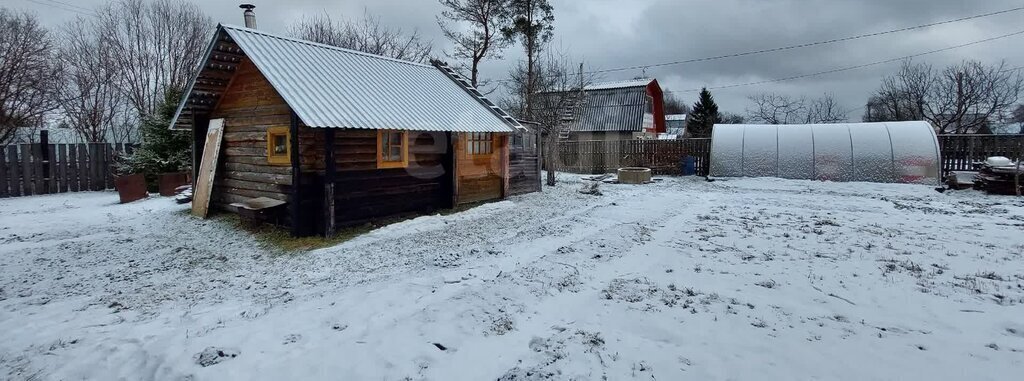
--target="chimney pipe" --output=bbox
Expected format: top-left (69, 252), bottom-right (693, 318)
top-left (240, 4), bottom-right (256, 29)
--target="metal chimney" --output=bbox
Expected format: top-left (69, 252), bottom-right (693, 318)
top-left (240, 4), bottom-right (256, 29)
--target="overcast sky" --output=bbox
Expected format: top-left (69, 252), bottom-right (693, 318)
top-left (13, 0), bottom-right (1024, 119)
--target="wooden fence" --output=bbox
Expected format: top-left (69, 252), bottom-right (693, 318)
top-left (555, 139), bottom-right (712, 176)
top-left (0, 143), bottom-right (133, 198)
top-left (938, 134), bottom-right (1023, 173)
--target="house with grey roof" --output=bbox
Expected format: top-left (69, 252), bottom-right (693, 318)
top-left (170, 23), bottom-right (537, 236)
top-left (541, 78), bottom-right (666, 141)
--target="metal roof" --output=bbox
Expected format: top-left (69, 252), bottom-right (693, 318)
top-left (539, 85), bottom-right (651, 132)
top-left (170, 24), bottom-right (518, 133)
top-left (584, 79), bottom-right (654, 91)
top-left (665, 114), bottom-right (687, 121)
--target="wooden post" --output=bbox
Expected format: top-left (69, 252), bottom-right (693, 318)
top-left (535, 128), bottom-right (543, 192)
top-left (47, 142), bottom-right (57, 193)
top-left (40, 130), bottom-right (50, 193)
top-left (20, 144), bottom-right (33, 195)
top-left (0, 145), bottom-right (8, 198)
top-left (68, 144), bottom-right (79, 192)
top-left (289, 110), bottom-right (302, 237)
top-left (450, 132), bottom-right (460, 207)
top-left (501, 134), bottom-right (510, 198)
top-left (76, 143), bottom-right (88, 191)
top-left (58, 144), bottom-right (68, 193)
top-left (440, 131), bottom-right (456, 207)
top-left (103, 144), bottom-right (113, 189)
top-left (90, 143), bottom-right (102, 191)
top-left (31, 143), bottom-right (44, 194)
top-left (323, 128), bottom-right (336, 236)
top-left (7, 146), bottom-right (21, 196)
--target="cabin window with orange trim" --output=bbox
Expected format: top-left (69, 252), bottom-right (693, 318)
top-left (377, 130), bottom-right (408, 169)
top-left (466, 132), bottom-right (493, 156)
top-left (266, 126), bottom-right (290, 165)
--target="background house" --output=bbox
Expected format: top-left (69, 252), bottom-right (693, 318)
top-left (545, 78), bottom-right (666, 141)
top-left (663, 114), bottom-right (687, 139)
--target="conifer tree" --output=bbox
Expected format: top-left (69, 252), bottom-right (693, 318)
top-left (687, 87), bottom-right (721, 138)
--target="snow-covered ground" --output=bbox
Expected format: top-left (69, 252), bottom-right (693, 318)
top-left (2, 175), bottom-right (1023, 380)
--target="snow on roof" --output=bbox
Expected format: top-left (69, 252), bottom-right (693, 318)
top-left (666, 114), bottom-right (687, 121)
top-left (584, 78), bottom-right (653, 91)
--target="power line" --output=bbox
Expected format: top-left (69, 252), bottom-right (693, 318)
top-left (589, 5), bottom-right (1019, 75)
top-left (24, 0), bottom-right (98, 17)
top-left (494, 5), bottom-right (1024, 84)
top-left (670, 29), bottom-right (1024, 93)
top-left (40, 0), bottom-right (95, 14)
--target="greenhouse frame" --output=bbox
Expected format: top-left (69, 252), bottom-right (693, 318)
top-left (709, 121), bottom-right (941, 184)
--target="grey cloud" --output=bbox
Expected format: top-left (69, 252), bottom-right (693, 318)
top-left (13, 0), bottom-right (1023, 116)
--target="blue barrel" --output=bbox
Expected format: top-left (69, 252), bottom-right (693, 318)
top-left (682, 156), bottom-right (696, 176)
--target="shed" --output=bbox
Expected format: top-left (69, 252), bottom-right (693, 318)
top-left (170, 24), bottom-right (538, 236)
top-left (709, 121), bottom-right (941, 184)
top-left (542, 79), bottom-right (666, 141)
top-left (664, 114), bottom-right (687, 139)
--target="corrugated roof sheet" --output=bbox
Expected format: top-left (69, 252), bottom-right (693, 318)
top-left (173, 25), bottom-right (516, 133)
top-left (541, 85), bottom-right (650, 132)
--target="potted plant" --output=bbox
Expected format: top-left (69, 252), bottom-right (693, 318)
top-left (123, 88), bottom-right (193, 197)
top-left (113, 174), bottom-right (148, 203)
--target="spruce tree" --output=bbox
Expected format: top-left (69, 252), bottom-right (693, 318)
top-left (120, 89), bottom-right (191, 179)
top-left (687, 87), bottom-right (721, 138)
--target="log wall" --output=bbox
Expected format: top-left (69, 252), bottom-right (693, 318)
top-left (208, 59), bottom-right (293, 211)
top-left (300, 128), bottom-right (451, 225)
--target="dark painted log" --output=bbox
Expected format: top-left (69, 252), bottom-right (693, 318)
top-left (324, 128), bottom-right (336, 236)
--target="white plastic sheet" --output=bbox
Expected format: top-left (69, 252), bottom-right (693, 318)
top-left (710, 122), bottom-right (940, 184)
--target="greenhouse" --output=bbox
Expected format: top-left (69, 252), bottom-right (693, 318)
top-left (709, 121), bottom-right (941, 184)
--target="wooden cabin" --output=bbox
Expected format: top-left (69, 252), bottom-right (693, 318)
top-left (170, 24), bottom-right (538, 236)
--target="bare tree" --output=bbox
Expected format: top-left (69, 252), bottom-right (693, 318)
top-left (867, 60), bottom-right (1022, 133)
top-left (806, 94), bottom-right (847, 124)
top-left (747, 94), bottom-right (805, 125)
top-left (662, 90), bottom-right (690, 115)
top-left (436, 0), bottom-right (510, 88)
top-left (747, 93), bottom-right (847, 124)
top-left (58, 17), bottom-right (132, 143)
top-left (290, 11), bottom-right (433, 63)
top-left (97, 0), bottom-right (212, 117)
top-left (719, 112), bottom-right (746, 124)
top-left (506, 51), bottom-right (592, 186)
top-left (0, 9), bottom-right (60, 144)
top-left (927, 61), bottom-right (1022, 133)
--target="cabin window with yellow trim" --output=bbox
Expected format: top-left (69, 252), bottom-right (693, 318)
top-left (266, 126), bottom-right (290, 165)
top-left (377, 130), bottom-right (408, 169)
top-left (466, 132), bottom-right (493, 156)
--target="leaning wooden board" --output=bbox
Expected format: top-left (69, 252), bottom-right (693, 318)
top-left (192, 119), bottom-right (225, 218)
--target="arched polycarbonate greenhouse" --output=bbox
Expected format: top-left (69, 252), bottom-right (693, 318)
top-left (709, 121), bottom-right (941, 184)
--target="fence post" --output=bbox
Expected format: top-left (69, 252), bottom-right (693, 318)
top-left (0, 146), bottom-right (7, 198)
top-left (7, 147), bottom-right (20, 196)
top-left (47, 144), bottom-right (57, 194)
top-left (58, 145), bottom-right (68, 193)
top-left (68, 144), bottom-right (79, 192)
top-left (103, 144), bottom-right (114, 189)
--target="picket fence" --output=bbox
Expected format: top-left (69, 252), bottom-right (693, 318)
top-left (0, 143), bottom-right (134, 198)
